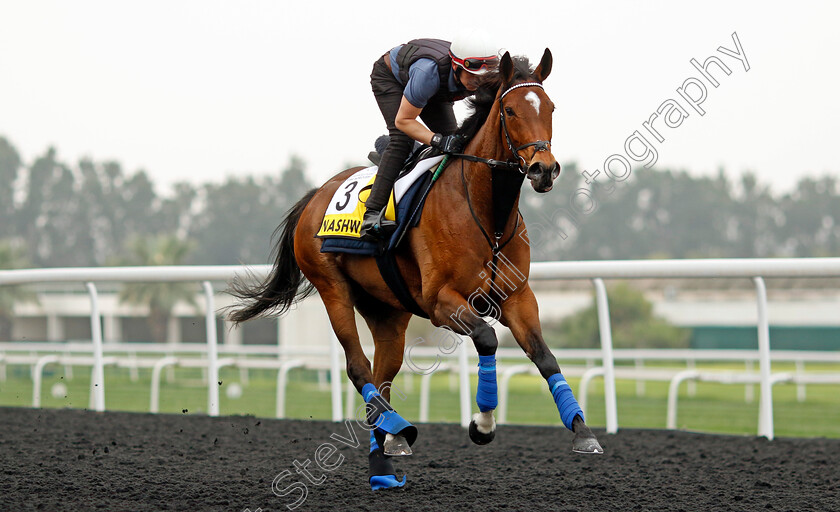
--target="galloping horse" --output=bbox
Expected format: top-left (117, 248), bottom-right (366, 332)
top-left (230, 49), bottom-right (602, 489)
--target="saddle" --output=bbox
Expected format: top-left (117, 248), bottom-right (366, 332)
top-left (316, 138), bottom-right (442, 245)
top-left (317, 139), bottom-right (448, 317)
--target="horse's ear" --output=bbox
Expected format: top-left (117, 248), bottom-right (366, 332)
top-left (535, 48), bottom-right (552, 82)
top-left (499, 51), bottom-right (514, 84)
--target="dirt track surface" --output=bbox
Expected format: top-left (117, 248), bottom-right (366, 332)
top-left (1, 408), bottom-right (839, 511)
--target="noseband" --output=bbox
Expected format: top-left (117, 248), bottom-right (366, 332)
top-left (499, 82), bottom-right (552, 174)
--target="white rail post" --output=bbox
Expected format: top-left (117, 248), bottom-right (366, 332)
top-left (579, 366), bottom-right (606, 420)
top-left (754, 277), bottom-right (774, 440)
top-left (635, 358), bottom-right (645, 396)
top-left (150, 356), bottom-right (179, 413)
top-left (592, 278), bottom-right (618, 434)
top-left (202, 281), bottom-right (220, 416)
top-left (686, 359), bottom-right (697, 396)
top-left (458, 336), bottom-right (471, 428)
top-left (498, 364), bottom-right (533, 425)
top-left (32, 355), bottom-right (59, 407)
top-left (276, 360), bottom-right (304, 419)
top-left (128, 351), bottom-right (139, 382)
top-left (419, 365), bottom-right (443, 423)
top-left (85, 283), bottom-right (106, 412)
top-left (667, 370), bottom-right (700, 429)
top-left (795, 360), bottom-right (806, 402)
top-left (330, 332), bottom-right (343, 422)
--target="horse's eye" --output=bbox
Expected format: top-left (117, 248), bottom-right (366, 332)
top-left (505, 107), bottom-right (515, 116)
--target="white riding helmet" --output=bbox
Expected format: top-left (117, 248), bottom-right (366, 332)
top-left (449, 29), bottom-right (500, 75)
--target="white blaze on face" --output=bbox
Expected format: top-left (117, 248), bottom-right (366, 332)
top-left (525, 91), bottom-right (541, 115)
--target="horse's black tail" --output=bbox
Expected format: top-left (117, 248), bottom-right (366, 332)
top-left (227, 188), bottom-right (318, 324)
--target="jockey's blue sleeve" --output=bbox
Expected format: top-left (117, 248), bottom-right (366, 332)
top-left (403, 59), bottom-right (441, 109)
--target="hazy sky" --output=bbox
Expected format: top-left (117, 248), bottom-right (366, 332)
top-left (1, 1), bottom-right (838, 196)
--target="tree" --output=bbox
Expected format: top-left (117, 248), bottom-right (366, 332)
top-left (190, 155), bottom-right (314, 265)
top-left (17, 148), bottom-right (97, 266)
top-left (276, 155), bottom-right (313, 206)
top-left (0, 242), bottom-right (39, 340)
top-left (0, 137), bottom-right (22, 239)
top-left (116, 234), bottom-right (198, 343)
top-left (542, 282), bottom-right (689, 349)
top-left (157, 182), bottom-right (198, 239)
top-left (778, 176), bottom-right (840, 257)
top-left (518, 161), bottom-right (582, 261)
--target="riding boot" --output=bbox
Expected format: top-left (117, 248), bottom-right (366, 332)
top-left (359, 165), bottom-right (399, 242)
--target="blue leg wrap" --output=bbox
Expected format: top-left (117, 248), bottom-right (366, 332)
top-left (362, 383), bottom-right (379, 402)
top-left (361, 383), bottom-right (417, 446)
top-left (547, 373), bottom-right (583, 431)
top-left (476, 354), bottom-right (498, 412)
top-left (370, 474), bottom-right (407, 491)
top-left (368, 430), bottom-right (407, 491)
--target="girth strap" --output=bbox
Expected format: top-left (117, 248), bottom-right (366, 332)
top-left (375, 250), bottom-right (429, 319)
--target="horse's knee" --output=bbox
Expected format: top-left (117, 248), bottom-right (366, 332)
top-left (528, 342), bottom-right (560, 378)
top-left (470, 322), bottom-right (498, 356)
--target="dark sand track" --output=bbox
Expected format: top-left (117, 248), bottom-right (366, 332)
top-left (1, 407), bottom-right (838, 511)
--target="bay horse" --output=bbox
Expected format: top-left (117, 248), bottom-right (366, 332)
top-left (229, 49), bottom-right (603, 490)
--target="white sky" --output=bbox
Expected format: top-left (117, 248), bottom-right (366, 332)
top-left (1, 1), bottom-right (838, 196)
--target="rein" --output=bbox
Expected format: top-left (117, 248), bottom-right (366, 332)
top-left (460, 159), bottom-right (522, 289)
top-left (449, 81), bottom-right (550, 290)
top-left (459, 159), bottom-right (522, 253)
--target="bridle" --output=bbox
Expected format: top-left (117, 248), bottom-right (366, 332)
top-left (454, 81), bottom-right (552, 176)
top-left (499, 82), bottom-right (551, 173)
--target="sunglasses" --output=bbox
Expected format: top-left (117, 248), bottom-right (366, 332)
top-left (451, 54), bottom-right (499, 72)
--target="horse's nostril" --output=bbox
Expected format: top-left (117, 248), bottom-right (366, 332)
top-left (528, 163), bottom-right (544, 177)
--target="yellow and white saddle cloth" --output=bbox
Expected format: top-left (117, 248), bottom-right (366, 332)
top-left (316, 156), bottom-right (444, 239)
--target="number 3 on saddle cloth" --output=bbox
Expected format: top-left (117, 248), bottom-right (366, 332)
top-left (317, 153), bottom-right (444, 256)
top-left (317, 153), bottom-right (444, 318)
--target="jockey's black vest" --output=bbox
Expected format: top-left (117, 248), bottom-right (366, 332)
top-left (396, 38), bottom-right (465, 102)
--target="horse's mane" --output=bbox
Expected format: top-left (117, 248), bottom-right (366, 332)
top-left (455, 56), bottom-right (535, 142)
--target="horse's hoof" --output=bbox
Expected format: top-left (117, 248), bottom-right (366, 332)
top-left (572, 435), bottom-right (604, 454)
top-left (468, 419), bottom-right (496, 445)
top-left (383, 433), bottom-right (412, 456)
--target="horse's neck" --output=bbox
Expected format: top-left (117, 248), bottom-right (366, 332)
top-left (470, 101), bottom-right (509, 166)
top-left (458, 103), bottom-right (522, 239)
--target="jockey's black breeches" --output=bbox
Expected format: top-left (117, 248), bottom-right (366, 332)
top-left (367, 56), bottom-right (457, 210)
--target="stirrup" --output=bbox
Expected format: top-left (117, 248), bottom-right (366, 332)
top-left (360, 208), bottom-right (395, 242)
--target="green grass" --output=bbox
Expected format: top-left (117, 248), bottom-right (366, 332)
top-left (1, 361), bottom-right (839, 438)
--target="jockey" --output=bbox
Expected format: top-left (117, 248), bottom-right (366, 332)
top-left (359, 31), bottom-right (500, 241)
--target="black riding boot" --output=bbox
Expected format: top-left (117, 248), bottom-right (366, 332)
top-left (359, 164), bottom-right (401, 242)
top-left (359, 206), bottom-right (395, 242)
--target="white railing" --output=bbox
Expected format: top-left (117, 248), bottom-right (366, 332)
top-left (4, 340), bottom-right (839, 428)
top-left (532, 257), bottom-right (840, 439)
top-left (0, 266), bottom-right (252, 416)
top-left (3, 258), bottom-right (840, 439)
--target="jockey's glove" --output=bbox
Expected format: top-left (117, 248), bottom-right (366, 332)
top-left (430, 133), bottom-right (466, 154)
